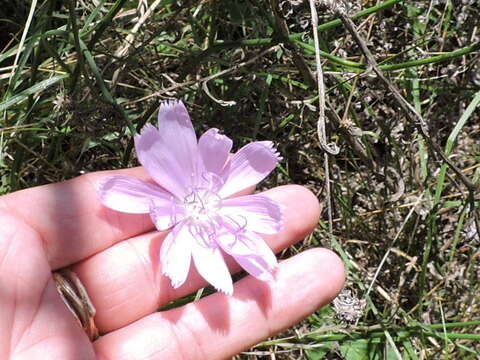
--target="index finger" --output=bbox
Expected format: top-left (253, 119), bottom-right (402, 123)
top-left (0, 168), bottom-right (155, 269)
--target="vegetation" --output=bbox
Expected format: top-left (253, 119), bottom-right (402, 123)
top-left (1, 0), bottom-right (479, 358)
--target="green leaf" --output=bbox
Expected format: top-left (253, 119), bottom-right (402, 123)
top-left (306, 342), bottom-right (336, 360)
top-left (340, 339), bottom-right (381, 360)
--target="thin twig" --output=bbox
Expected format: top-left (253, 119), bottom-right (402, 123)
top-left (111, 0), bottom-right (163, 90)
top-left (129, 46), bottom-right (280, 104)
top-left (335, 9), bottom-right (477, 193)
top-left (269, 0), bottom-right (316, 87)
top-left (309, 0), bottom-right (339, 156)
top-left (202, 81), bottom-right (236, 107)
top-left (325, 99), bottom-right (377, 173)
top-left (6, 0), bottom-right (37, 88)
top-left (309, 0), bottom-right (339, 237)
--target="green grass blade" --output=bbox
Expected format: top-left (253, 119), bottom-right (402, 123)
top-left (0, 74), bottom-right (68, 112)
top-left (434, 90), bottom-right (480, 202)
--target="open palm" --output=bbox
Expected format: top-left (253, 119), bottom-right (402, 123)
top-left (0, 168), bottom-right (344, 360)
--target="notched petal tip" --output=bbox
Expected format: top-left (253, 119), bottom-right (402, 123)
top-left (134, 123), bottom-right (160, 150)
top-left (205, 128), bottom-right (224, 139)
top-left (215, 283), bottom-right (234, 296)
top-left (137, 122), bottom-right (158, 136)
top-left (258, 141), bottom-right (283, 161)
top-left (218, 141), bottom-right (282, 197)
top-left (157, 100), bottom-right (192, 129)
top-left (159, 99), bottom-right (185, 111)
top-left (162, 267), bottom-right (187, 289)
top-left (198, 127), bottom-right (233, 175)
top-left (165, 273), bottom-right (185, 289)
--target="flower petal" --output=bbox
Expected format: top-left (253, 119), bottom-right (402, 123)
top-left (160, 223), bottom-right (192, 289)
top-left (134, 124), bottom-right (188, 198)
top-left (216, 229), bottom-right (277, 281)
top-left (157, 100), bottom-right (200, 177)
top-left (149, 200), bottom-right (184, 231)
top-left (236, 255), bottom-right (275, 281)
top-left (198, 128), bottom-right (233, 174)
top-left (97, 175), bottom-right (173, 214)
top-left (135, 101), bottom-right (202, 198)
top-left (220, 194), bottom-right (283, 234)
top-left (190, 228), bottom-right (233, 294)
top-left (218, 141), bottom-right (281, 198)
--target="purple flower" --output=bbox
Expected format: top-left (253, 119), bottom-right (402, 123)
top-left (98, 101), bottom-right (283, 295)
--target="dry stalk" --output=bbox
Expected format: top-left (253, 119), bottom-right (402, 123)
top-left (330, 7), bottom-right (477, 194)
top-left (332, 5), bottom-right (480, 240)
top-left (111, 0), bottom-right (163, 90)
top-left (130, 46), bottom-right (280, 104)
top-left (269, 0), bottom-right (316, 86)
top-left (308, 0), bottom-right (340, 237)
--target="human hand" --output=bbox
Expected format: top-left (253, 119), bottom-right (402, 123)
top-left (0, 168), bottom-right (345, 360)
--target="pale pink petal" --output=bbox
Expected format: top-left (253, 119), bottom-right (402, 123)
top-left (219, 194), bottom-right (283, 234)
top-left (216, 229), bottom-right (277, 281)
top-left (190, 230), bottom-right (233, 294)
top-left (157, 100), bottom-right (205, 186)
top-left (218, 141), bottom-right (281, 198)
top-left (97, 175), bottom-right (173, 214)
top-left (135, 124), bottom-right (192, 198)
top-left (149, 200), bottom-right (185, 231)
top-left (198, 128), bottom-right (232, 174)
top-left (160, 223), bottom-right (192, 288)
top-left (236, 256), bottom-right (275, 281)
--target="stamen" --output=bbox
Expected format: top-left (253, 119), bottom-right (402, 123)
top-left (182, 182), bottom-right (222, 229)
top-left (224, 214), bottom-right (248, 234)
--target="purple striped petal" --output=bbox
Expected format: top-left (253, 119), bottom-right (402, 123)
top-left (218, 141), bottom-right (281, 198)
top-left (157, 101), bottom-right (202, 180)
top-left (198, 128), bottom-right (232, 174)
top-left (97, 175), bottom-right (173, 214)
top-left (220, 194), bottom-right (283, 234)
top-left (160, 222), bottom-right (192, 288)
top-left (149, 200), bottom-right (184, 231)
top-left (135, 101), bottom-right (203, 198)
top-left (190, 228), bottom-right (233, 294)
top-left (135, 124), bottom-right (189, 198)
top-left (216, 229), bottom-right (277, 281)
top-left (236, 255), bottom-right (275, 281)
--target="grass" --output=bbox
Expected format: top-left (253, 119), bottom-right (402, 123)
top-left (1, 0), bottom-right (479, 358)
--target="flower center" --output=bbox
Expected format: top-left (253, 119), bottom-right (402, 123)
top-left (183, 188), bottom-right (222, 225)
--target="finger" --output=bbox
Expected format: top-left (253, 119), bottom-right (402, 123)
top-left (0, 211), bottom-right (95, 360)
top-left (0, 168), bottom-right (255, 270)
top-left (73, 185), bottom-right (321, 333)
top-left (0, 168), bottom-right (153, 269)
top-left (93, 248), bottom-right (345, 360)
